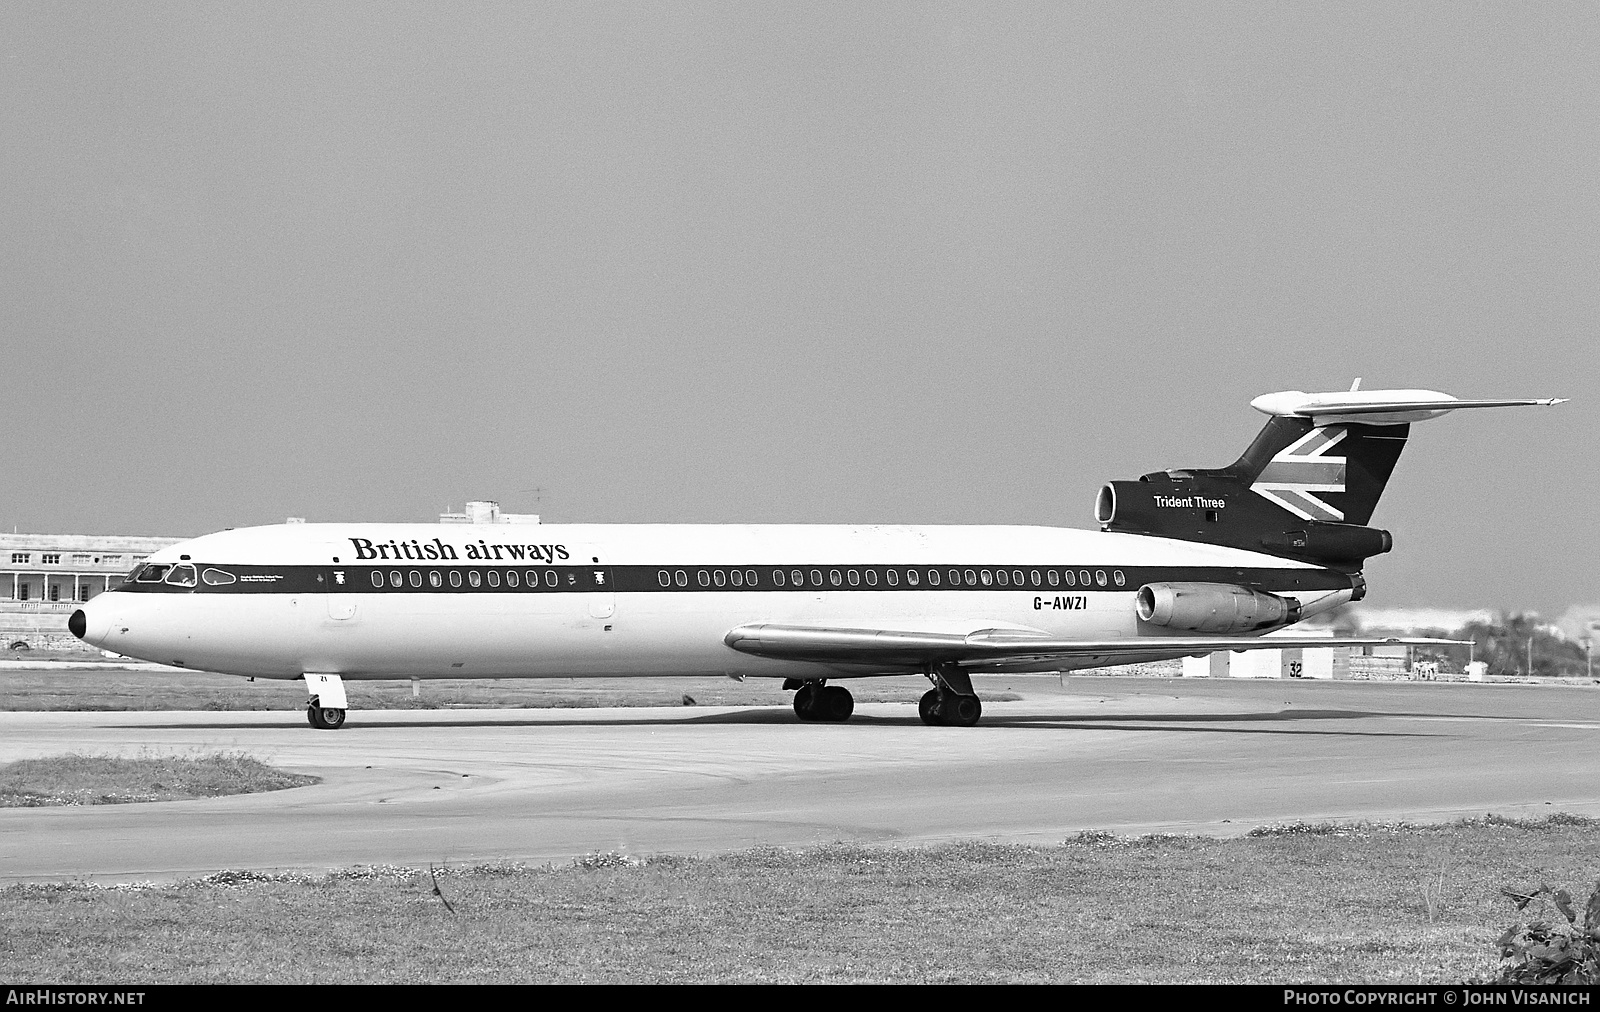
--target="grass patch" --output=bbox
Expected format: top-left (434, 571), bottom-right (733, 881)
top-left (0, 751), bottom-right (319, 807)
top-left (2, 815), bottom-right (1597, 983)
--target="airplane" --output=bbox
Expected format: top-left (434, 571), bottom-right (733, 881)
top-left (69, 384), bottom-right (1564, 729)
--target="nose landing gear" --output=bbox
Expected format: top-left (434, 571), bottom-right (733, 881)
top-left (303, 673), bottom-right (349, 731)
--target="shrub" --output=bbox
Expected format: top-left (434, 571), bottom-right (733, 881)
top-left (1495, 881), bottom-right (1600, 983)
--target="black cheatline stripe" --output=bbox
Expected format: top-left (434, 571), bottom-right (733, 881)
top-left (110, 563), bottom-right (1352, 595)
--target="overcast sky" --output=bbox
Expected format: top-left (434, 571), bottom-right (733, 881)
top-left (2, 3), bottom-right (1594, 616)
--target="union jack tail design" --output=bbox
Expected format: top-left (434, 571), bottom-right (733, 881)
top-left (1250, 426), bottom-right (1349, 521)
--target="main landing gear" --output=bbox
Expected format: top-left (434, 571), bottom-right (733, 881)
top-left (786, 679), bottom-right (855, 722)
top-left (304, 672), bottom-right (348, 730)
top-left (919, 663), bottom-right (983, 727)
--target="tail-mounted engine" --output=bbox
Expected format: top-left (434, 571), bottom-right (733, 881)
top-left (1135, 582), bottom-right (1301, 634)
top-left (1097, 477), bottom-right (1392, 569)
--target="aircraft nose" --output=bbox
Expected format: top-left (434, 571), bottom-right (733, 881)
top-left (69, 599), bottom-right (117, 648)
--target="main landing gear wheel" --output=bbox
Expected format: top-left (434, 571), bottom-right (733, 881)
top-left (921, 663), bottom-right (984, 727)
top-left (817, 685), bottom-right (853, 722)
top-left (793, 683), bottom-right (854, 723)
top-left (307, 705), bottom-right (346, 730)
top-left (941, 693), bottom-right (982, 727)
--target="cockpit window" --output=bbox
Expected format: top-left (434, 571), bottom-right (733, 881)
top-left (135, 564), bottom-right (170, 583)
top-left (164, 564), bottom-right (198, 587)
top-left (202, 568), bottom-right (237, 586)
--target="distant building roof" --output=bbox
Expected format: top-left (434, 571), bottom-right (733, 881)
top-left (439, 501), bottom-right (540, 525)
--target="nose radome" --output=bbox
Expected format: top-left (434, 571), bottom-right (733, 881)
top-left (69, 609), bottom-right (87, 639)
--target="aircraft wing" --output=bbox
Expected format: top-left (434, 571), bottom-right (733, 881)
top-left (723, 623), bottom-right (1465, 668)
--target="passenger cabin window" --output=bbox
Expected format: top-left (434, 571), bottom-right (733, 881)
top-left (430, 571), bottom-right (443, 588)
top-left (847, 570), bottom-right (859, 587)
top-left (487, 570), bottom-right (500, 588)
top-left (546, 570), bottom-right (559, 588)
top-left (450, 571), bottom-right (463, 588)
top-left (772, 570), bottom-right (785, 587)
top-left (468, 571), bottom-right (481, 588)
top-left (371, 571), bottom-right (385, 588)
top-left (865, 569), bottom-right (878, 587)
top-left (506, 570), bottom-right (519, 588)
top-left (659, 570), bottom-right (671, 587)
top-left (1046, 570), bottom-right (1057, 586)
top-left (729, 569), bottom-right (742, 587)
top-left (745, 569), bottom-right (757, 587)
top-left (390, 570), bottom-right (403, 587)
top-left (409, 571), bottom-right (422, 588)
top-left (887, 570), bottom-right (900, 587)
top-left (713, 570), bottom-right (725, 588)
top-left (164, 564), bottom-right (197, 587)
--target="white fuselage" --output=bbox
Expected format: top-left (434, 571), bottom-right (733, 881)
top-left (73, 522), bottom-right (1353, 681)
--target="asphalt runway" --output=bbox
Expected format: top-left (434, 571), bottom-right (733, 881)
top-left (2, 676), bottom-right (1598, 883)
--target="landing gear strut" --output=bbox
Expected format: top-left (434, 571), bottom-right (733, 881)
top-left (919, 663), bottom-right (982, 727)
top-left (788, 680), bottom-right (854, 723)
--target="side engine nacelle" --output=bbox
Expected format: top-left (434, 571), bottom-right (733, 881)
top-left (1135, 582), bottom-right (1301, 634)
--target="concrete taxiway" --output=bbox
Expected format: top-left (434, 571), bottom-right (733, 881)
top-left (1, 676), bottom-right (1597, 883)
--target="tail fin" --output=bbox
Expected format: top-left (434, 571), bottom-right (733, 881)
top-left (1095, 386), bottom-right (1565, 569)
top-left (1209, 416), bottom-right (1408, 526)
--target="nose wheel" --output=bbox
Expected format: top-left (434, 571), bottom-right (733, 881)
top-left (307, 705), bottom-right (346, 730)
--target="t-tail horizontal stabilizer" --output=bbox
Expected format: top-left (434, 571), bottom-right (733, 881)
top-left (1250, 388), bottom-right (1567, 426)
top-left (1096, 385), bottom-right (1565, 569)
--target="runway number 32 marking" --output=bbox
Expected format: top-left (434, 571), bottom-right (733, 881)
top-left (1035, 596), bottom-right (1088, 611)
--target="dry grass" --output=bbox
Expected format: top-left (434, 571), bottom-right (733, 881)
top-left (0, 751), bottom-right (319, 807)
top-left (2, 816), bottom-right (1595, 983)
